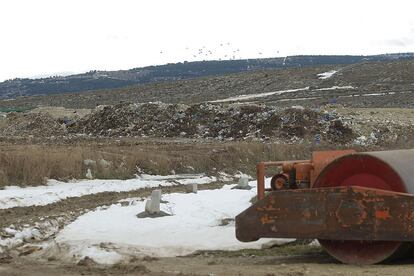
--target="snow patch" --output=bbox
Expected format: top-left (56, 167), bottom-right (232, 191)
top-left (362, 92), bottom-right (396, 97)
top-left (210, 87), bottom-right (310, 103)
top-left (209, 85), bottom-right (355, 103)
top-left (317, 70), bottom-right (337, 79)
top-left (0, 174), bottom-right (217, 209)
top-left (0, 218), bottom-right (64, 253)
top-left (315, 85), bottom-right (354, 91)
top-left (54, 181), bottom-right (287, 264)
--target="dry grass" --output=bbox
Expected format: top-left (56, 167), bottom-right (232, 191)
top-left (0, 141), bottom-right (314, 187)
top-left (0, 140), bottom-right (379, 187)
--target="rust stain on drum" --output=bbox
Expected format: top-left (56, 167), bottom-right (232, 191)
top-left (335, 199), bottom-right (367, 227)
top-left (375, 209), bottom-right (391, 220)
top-left (260, 214), bottom-right (275, 225)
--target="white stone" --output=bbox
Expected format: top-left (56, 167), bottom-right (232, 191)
top-left (83, 159), bottom-right (96, 166)
top-left (145, 190), bottom-right (161, 214)
top-left (238, 176), bottom-right (249, 187)
top-left (232, 176), bottom-right (252, 190)
top-left (85, 169), bottom-right (93, 179)
top-left (185, 184), bottom-right (198, 194)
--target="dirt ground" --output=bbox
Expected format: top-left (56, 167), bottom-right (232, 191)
top-left (2, 249), bottom-right (414, 275)
top-left (29, 106), bottom-right (92, 119)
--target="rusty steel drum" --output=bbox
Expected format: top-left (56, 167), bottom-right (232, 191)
top-left (313, 149), bottom-right (414, 264)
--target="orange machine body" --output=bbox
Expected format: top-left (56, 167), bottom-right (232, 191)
top-left (238, 149), bottom-right (414, 265)
top-left (257, 149), bottom-right (355, 200)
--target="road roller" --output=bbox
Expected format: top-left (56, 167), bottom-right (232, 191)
top-left (235, 149), bottom-right (414, 264)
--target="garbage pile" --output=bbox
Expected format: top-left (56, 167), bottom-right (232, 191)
top-left (0, 112), bottom-right (66, 137)
top-left (69, 102), bottom-right (355, 143)
top-left (2, 102), bottom-right (411, 147)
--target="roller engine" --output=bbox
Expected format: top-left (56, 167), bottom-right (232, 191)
top-left (236, 149), bottom-right (414, 264)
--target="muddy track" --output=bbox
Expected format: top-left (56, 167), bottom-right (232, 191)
top-left (3, 250), bottom-right (414, 275)
top-left (0, 182), bottom-right (225, 230)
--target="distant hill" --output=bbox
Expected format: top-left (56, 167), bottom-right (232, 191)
top-left (1, 58), bottom-right (414, 110)
top-left (1, 53), bottom-right (414, 99)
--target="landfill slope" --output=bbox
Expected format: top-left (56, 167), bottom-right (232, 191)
top-left (1, 59), bottom-right (413, 109)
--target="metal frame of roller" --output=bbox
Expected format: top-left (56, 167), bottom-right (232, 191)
top-left (235, 149), bottom-right (414, 265)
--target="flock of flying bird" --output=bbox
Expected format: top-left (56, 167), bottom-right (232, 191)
top-left (159, 42), bottom-right (280, 61)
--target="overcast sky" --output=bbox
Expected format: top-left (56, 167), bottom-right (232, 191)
top-left (0, 0), bottom-right (413, 81)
